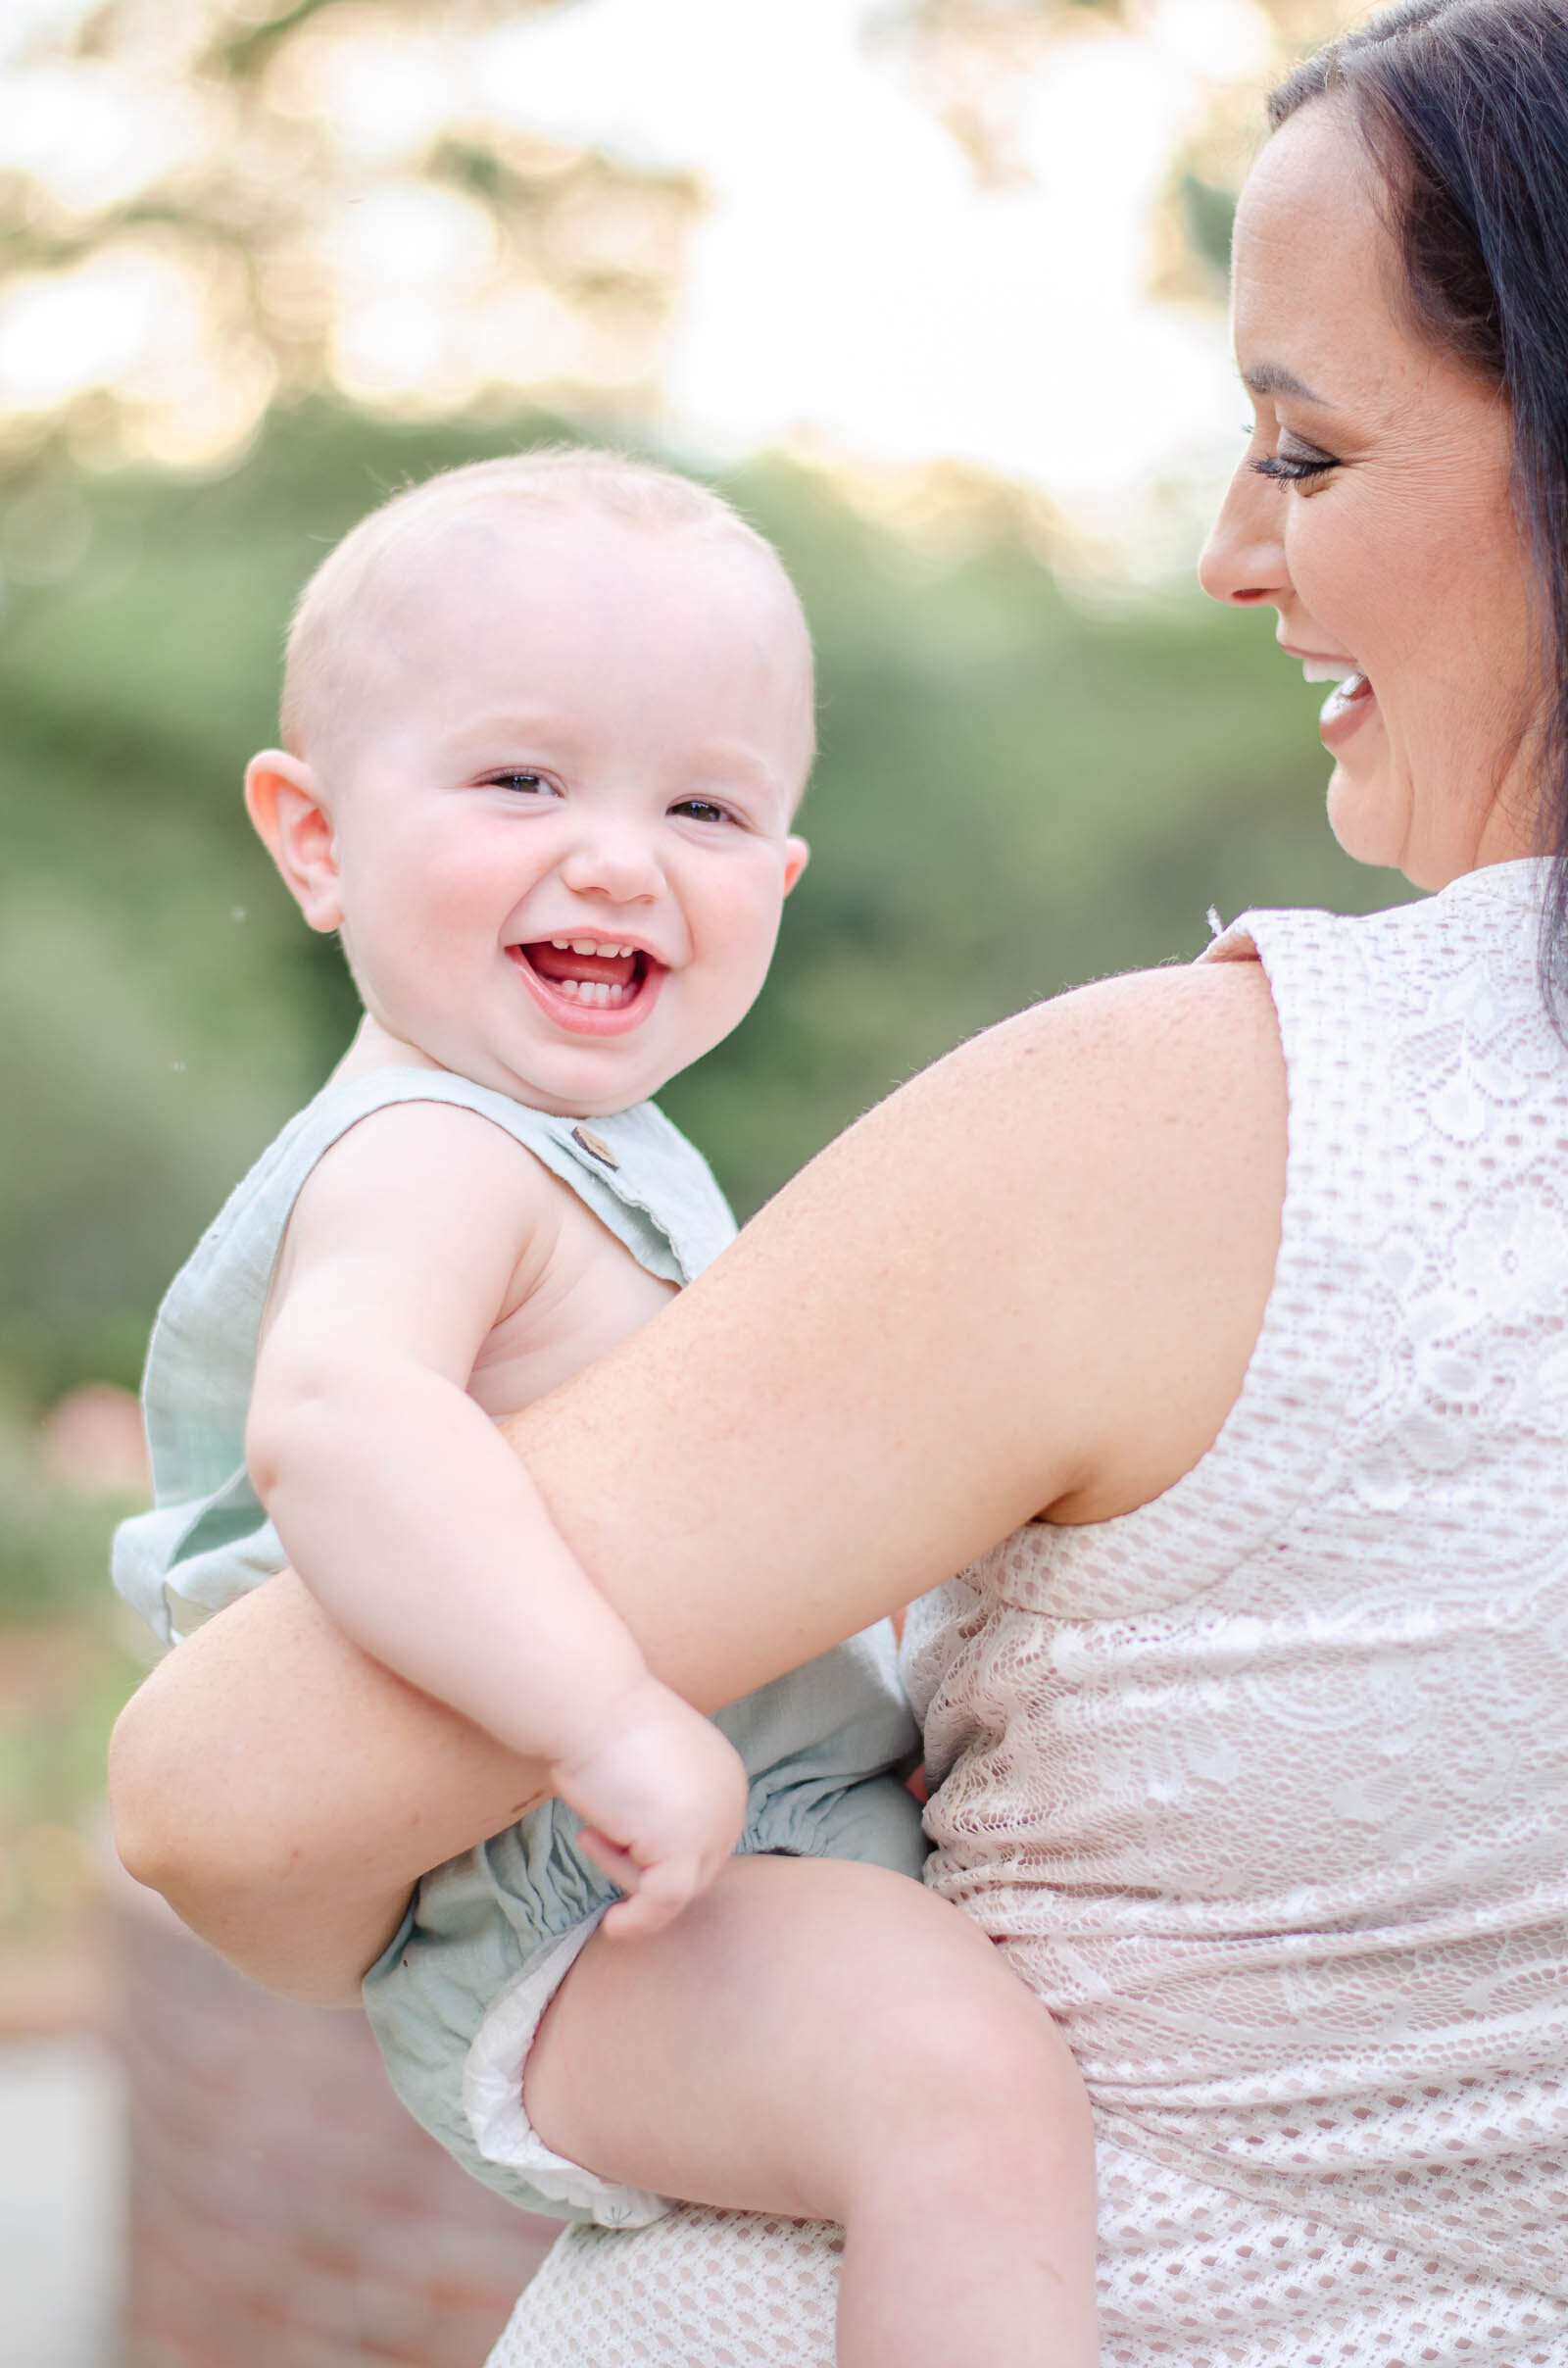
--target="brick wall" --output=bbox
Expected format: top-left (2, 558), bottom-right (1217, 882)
top-left (114, 1885), bottom-right (558, 2368)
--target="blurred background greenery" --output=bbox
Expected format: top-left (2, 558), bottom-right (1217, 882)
top-left (0, 0), bottom-right (1382, 1949)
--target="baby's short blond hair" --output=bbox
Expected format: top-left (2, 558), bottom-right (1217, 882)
top-left (279, 446), bottom-right (813, 766)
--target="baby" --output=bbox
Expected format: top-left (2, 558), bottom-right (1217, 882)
top-left (114, 451), bottom-right (1097, 2367)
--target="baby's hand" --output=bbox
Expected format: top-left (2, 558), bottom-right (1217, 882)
top-left (551, 1676), bottom-right (749, 1940)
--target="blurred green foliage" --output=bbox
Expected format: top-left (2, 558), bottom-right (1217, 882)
top-left (0, 399), bottom-right (1413, 1419)
top-left (0, 1598), bottom-right (140, 1933)
top-left (0, 1403), bottom-right (142, 1918)
top-left (0, 1406), bottom-right (135, 1623)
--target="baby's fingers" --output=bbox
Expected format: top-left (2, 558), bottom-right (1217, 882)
top-left (576, 1831), bottom-right (698, 1937)
top-left (577, 1827), bottom-right (643, 1895)
top-left (600, 1892), bottom-right (683, 1941)
top-left (599, 1850), bottom-right (706, 1942)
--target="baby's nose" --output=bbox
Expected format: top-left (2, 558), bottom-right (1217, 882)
top-left (558, 819), bottom-right (665, 902)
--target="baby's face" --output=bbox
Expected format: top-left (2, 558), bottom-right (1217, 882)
top-left (318, 510), bottom-right (811, 1116)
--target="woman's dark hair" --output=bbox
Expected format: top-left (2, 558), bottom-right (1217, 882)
top-left (1271, 0), bottom-right (1568, 1020)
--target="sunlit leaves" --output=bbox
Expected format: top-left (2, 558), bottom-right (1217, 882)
top-left (870, 0), bottom-right (1360, 294)
top-left (0, 0), bottom-right (704, 471)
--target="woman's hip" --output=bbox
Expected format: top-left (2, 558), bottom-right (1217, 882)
top-left (487, 2134), bottom-right (1568, 2368)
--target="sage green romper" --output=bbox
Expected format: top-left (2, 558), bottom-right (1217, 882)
top-left (113, 1065), bottom-right (927, 2226)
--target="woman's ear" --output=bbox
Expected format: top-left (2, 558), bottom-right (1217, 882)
top-left (244, 751), bottom-right (343, 932)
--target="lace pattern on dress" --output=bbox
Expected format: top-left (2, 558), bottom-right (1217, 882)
top-left (498, 866), bottom-right (1568, 2366)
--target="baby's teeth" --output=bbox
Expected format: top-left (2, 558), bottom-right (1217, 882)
top-left (543, 972), bottom-right (631, 1008)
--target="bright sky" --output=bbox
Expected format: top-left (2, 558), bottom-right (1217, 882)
top-left (477, 0), bottom-right (1268, 548)
top-left (0, 0), bottom-right (1290, 573)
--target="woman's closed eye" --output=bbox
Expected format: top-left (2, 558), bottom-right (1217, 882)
top-left (1250, 437), bottom-right (1341, 488)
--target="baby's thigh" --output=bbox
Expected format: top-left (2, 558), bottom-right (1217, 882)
top-left (489, 2205), bottom-right (841, 2368)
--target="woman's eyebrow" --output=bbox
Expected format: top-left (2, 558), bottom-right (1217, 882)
top-left (1243, 360), bottom-right (1335, 407)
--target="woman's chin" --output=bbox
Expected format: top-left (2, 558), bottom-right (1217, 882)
top-left (1325, 761), bottom-right (1416, 878)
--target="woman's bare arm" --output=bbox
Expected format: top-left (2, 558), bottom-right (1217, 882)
top-left (110, 1575), bottom-right (550, 2000)
top-left (110, 959), bottom-right (1287, 2001)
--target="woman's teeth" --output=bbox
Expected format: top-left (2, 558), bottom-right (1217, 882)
top-left (1320, 668), bottom-right (1371, 723)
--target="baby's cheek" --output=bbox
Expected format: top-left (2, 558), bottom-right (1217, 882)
top-left (411, 853), bottom-right (507, 937)
top-left (709, 895), bottom-right (787, 1021)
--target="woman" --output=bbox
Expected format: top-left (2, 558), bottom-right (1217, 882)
top-left (110, 3), bottom-right (1568, 2359)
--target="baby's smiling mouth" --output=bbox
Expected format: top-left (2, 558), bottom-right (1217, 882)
top-left (512, 938), bottom-right (651, 1011)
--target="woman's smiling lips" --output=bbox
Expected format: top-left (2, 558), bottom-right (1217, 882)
top-left (506, 937), bottom-right (667, 1037)
top-left (1317, 668), bottom-right (1375, 749)
top-left (1281, 644), bottom-right (1376, 751)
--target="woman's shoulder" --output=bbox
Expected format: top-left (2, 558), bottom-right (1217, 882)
top-left (1201, 859), bottom-right (1550, 1020)
top-left (788, 951), bottom-right (1289, 1531)
top-left (944, 944), bottom-right (1286, 1171)
top-left (1196, 862), bottom-right (1562, 1143)
top-left (896, 867), bottom-right (1543, 1530)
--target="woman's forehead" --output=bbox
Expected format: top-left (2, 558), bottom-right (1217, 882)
top-left (1231, 103), bottom-right (1404, 392)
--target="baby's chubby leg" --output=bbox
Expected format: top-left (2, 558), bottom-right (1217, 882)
top-left (524, 1854), bottom-right (1100, 2368)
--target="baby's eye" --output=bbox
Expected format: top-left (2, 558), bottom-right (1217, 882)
top-left (670, 796), bottom-right (734, 825)
top-left (485, 769), bottom-right (559, 797)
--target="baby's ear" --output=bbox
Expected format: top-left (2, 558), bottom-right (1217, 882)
top-left (244, 751), bottom-right (342, 932)
top-left (783, 835), bottom-right (810, 895)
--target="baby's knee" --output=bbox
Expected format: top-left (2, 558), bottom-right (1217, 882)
top-left (845, 1952), bottom-right (1086, 2184)
top-left (916, 1972), bottom-right (1074, 2094)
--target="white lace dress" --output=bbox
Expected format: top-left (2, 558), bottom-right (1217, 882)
top-left (492, 862), bottom-right (1568, 2368)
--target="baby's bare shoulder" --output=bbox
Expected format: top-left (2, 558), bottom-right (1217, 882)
top-left (278, 1098), bottom-right (671, 1406)
top-left (269, 1098), bottom-right (570, 1346)
top-left (297, 1096), bottom-right (561, 1238)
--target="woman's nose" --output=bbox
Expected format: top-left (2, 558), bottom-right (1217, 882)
top-left (558, 818), bottom-right (665, 904)
top-left (1198, 460), bottom-right (1290, 610)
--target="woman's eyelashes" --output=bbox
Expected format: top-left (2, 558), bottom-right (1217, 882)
top-left (1250, 441), bottom-right (1341, 487)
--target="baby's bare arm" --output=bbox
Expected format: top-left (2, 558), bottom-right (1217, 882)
top-left (246, 1101), bottom-right (745, 1929)
top-left (526, 1855), bottom-right (1100, 2368)
top-left (248, 1103), bottom-right (646, 1754)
